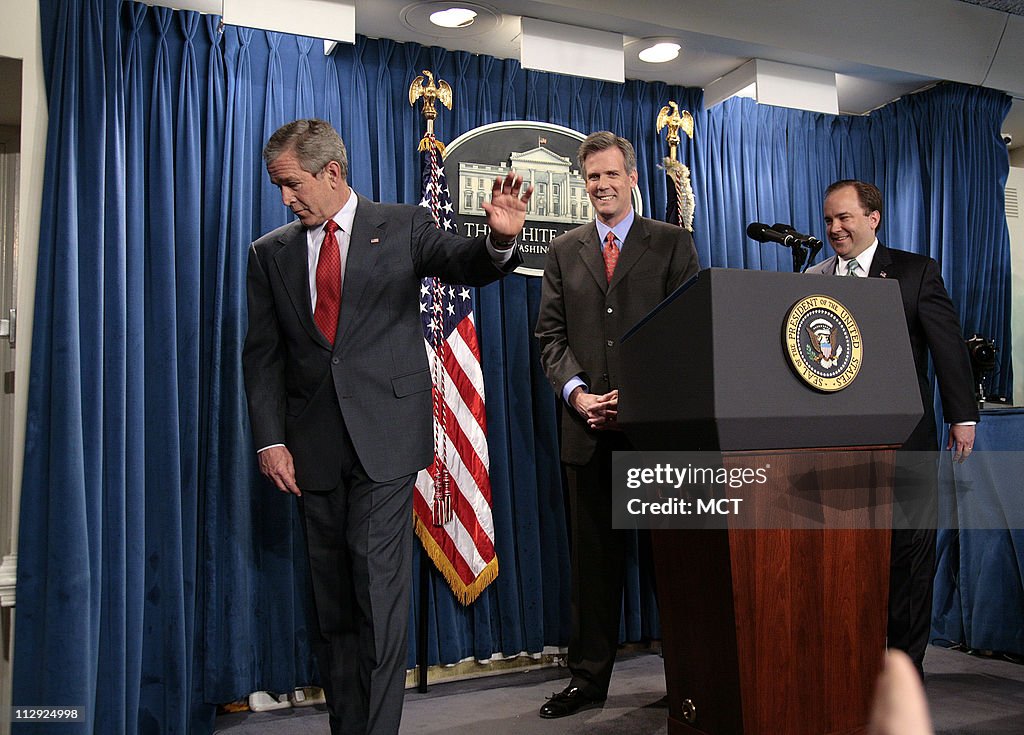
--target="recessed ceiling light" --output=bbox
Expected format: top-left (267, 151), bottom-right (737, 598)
top-left (401, 2), bottom-right (501, 38)
top-left (638, 41), bottom-right (681, 64)
top-left (429, 7), bottom-right (478, 28)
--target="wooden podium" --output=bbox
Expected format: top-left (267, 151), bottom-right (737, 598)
top-left (618, 269), bottom-right (924, 735)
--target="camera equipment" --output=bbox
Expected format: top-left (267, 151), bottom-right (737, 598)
top-left (965, 334), bottom-right (998, 404)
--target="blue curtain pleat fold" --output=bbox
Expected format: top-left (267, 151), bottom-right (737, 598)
top-left (372, 39), bottom-right (398, 198)
top-left (120, 6), bottom-right (149, 728)
top-left (394, 45), bottom-right (420, 206)
top-left (295, 37), bottom-right (314, 118)
top-left (344, 37), bottom-right (373, 196)
top-left (16, 3), bottom-right (1013, 731)
top-left (322, 54), bottom-right (343, 141)
top-left (475, 55), bottom-right (496, 127)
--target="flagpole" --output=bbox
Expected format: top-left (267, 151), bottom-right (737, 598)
top-left (408, 68), bottom-right (501, 691)
top-left (657, 100), bottom-right (696, 232)
top-left (410, 69), bottom-right (455, 694)
top-left (418, 551), bottom-right (429, 693)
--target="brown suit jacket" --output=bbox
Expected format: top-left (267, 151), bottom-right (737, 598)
top-left (535, 215), bottom-right (699, 465)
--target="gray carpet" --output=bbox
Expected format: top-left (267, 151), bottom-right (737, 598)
top-left (213, 645), bottom-right (1024, 734)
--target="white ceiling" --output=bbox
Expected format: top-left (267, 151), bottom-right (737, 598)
top-left (12, 1), bottom-right (1022, 148)
top-left (353, 0), bottom-right (1024, 149)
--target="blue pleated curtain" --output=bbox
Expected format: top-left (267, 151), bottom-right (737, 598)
top-left (14, 0), bottom-right (1012, 733)
top-left (692, 90), bottom-right (1013, 399)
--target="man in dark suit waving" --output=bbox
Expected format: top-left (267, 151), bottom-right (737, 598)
top-left (243, 119), bottom-right (531, 735)
top-left (807, 179), bottom-right (978, 676)
top-left (535, 131), bottom-right (699, 717)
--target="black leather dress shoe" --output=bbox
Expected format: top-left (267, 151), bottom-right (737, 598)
top-left (538, 685), bottom-right (606, 719)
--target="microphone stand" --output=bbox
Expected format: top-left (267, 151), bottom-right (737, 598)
top-left (800, 241), bottom-right (822, 273)
top-left (791, 243), bottom-right (807, 273)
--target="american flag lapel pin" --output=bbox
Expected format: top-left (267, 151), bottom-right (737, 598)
top-left (370, 237), bottom-right (380, 244)
top-left (879, 271), bottom-right (887, 278)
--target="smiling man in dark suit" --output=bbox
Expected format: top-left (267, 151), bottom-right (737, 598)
top-left (242, 119), bottom-right (531, 735)
top-left (535, 131), bottom-right (699, 718)
top-left (807, 179), bottom-right (978, 677)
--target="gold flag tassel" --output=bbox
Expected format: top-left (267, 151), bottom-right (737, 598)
top-left (427, 268), bottom-right (453, 527)
top-left (664, 159), bottom-right (696, 232)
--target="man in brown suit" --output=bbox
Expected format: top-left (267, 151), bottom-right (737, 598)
top-left (535, 131), bottom-right (699, 718)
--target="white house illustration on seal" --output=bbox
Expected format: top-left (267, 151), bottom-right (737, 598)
top-left (459, 146), bottom-right (591, 224)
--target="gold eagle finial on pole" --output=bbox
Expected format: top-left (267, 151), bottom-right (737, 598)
top-left (410, 70), bottom-right (453, 148)
top-left (656, 100), bottom-right (694, 162)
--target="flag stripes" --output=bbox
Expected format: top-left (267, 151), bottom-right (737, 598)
top-left (413, 133), bottom-right (498, 605)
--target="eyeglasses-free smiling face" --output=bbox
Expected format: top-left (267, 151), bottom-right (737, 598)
top-left (823, 184), bottom-right (880, 260)
top-left (267, 148), bottom-right (349, 228)
top-left (583, 146), bottom-right (638, 228)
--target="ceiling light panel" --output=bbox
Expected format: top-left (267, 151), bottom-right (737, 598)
top-left (402, 1), bottom-right (501, 38)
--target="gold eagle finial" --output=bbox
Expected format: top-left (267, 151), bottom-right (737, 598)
top-left (656, 101), bottom-right (694, 161)
top-left (409, 70), bottom-right (453, 139)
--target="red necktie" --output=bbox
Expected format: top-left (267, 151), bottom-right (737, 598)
top-left (603, 231), bottom-right (619, 283)
top-left (314, 219), bottom-right (341, 344)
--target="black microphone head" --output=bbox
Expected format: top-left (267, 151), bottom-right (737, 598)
top-left (747, 221), bottom-right (796, 247)
top-left (746, 222), bottom-right (771, 240)
top-left (772, 223), bottom-right (798, 235)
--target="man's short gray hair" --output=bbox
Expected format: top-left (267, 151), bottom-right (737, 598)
top-left (263, 119), bottom-right (348, 178)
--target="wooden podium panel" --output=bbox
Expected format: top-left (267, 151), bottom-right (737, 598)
top-left (653, 449), bottom-right (892, 735)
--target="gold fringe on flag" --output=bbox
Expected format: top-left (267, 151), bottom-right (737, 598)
top-left (414, 515), bottom-right (500, 606)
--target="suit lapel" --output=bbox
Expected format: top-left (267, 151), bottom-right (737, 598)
top-left (336, 195), bottom-right (385, 346)
top-left (608, 217), bottom-right (650, 292)
top-left (868, 243), bottom-right (894, 280)
top-left (273, 221), bottom-right (328, 346)
top-left (575, 222), bottom-right (607, 290)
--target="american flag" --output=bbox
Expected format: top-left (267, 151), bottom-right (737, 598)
top-left (413, 134), bottom-right (498, 605)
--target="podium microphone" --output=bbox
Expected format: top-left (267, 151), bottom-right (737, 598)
top-left (772, 223), bottom-right (823, 248)
top-left (772, 223), bottom-right (823, 272)
top-left (806, 239), bottom-right (823, 264)
top-left (746, 222), bottom-right (798, 247)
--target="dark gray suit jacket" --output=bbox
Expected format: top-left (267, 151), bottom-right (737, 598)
top-left (535, 215), bottom-right (699, 465)
top-left (243, 195), bottom-right (521, 487)
top-left (807, 244), bottom-right (978, 449)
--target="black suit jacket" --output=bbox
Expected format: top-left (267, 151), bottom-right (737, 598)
top-left (243, 196), bottom-right (521, 487)
top-left (807, 244), bottom-right (978, 449)
top-left (535, 216), bottom-right (699, 465)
